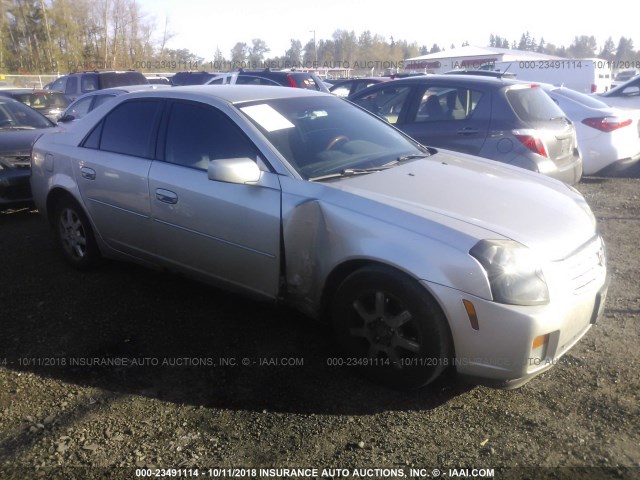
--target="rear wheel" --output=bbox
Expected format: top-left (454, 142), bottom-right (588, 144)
top-left (332, 266), bottom-right (451, 389)
top-left (54, 197), bottom-right (100, 270)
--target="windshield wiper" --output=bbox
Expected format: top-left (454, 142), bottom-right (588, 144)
top-left (395, 152), bottom-right (431, 163)
top-left (0, 125), bottom-right (36, 131)
top-left (308, 166), bottom-right (392, 182)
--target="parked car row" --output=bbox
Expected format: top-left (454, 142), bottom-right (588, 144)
top-left (2, 67), bottom-right (639, 208)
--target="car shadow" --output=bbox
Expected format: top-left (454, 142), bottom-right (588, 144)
top-left (0, 209), bottom-right (473, 419)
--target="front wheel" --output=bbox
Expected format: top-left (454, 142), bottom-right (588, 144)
top-left (54, 197), bottom-right (100, 270)
top-left (331, 266), bottom-right (452, 389)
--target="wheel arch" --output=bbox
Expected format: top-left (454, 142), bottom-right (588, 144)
top-left (319, 259), bottom-right (455, 345)
top-left (46, 188), bottom-right (84, 226)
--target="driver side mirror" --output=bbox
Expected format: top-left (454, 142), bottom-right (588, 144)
top-left (58, 114), bottom-right (75, 123)
top-left (208, 157), bottom-right (261, 184)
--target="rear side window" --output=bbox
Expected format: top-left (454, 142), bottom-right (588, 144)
top-left (506, 86), bottom-right (565, 122)
top-left (90, 100), bottom-right (162, 157)
top-left (100, 72), bottom-right (148, 88)
top-left (164, 101), bottom-right (257, 170)
top-left (81, 75), bottom-right (99, 93)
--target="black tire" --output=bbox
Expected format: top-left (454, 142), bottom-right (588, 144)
top-left (331, 266), bottom-right (452, 389)
top-left (53, 197), bottom-right (100, 270)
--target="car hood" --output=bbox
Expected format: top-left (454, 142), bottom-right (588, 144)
top-left (328, 150), bottom-right (596, 260)
top-left (0, 129), bottom-right (51, 155)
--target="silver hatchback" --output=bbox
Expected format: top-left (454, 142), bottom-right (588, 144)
top-left (31, 86), bottom-right (608, 389)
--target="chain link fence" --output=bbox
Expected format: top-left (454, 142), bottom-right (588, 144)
top-left (0, 74), bottom-right (60, 88)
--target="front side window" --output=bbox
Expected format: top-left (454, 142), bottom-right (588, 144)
top-left (350, 85), bottom-right (412, 124)
top-left (413, 86), bottom-right (483, 122)
top-left (66, 96), bottom-right (94, 120)
top-left (96, 100), bottom-right (162, 157)
top-left (164, 101), bottom-right (257, 170)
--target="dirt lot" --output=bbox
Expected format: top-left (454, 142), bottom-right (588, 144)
top-left (0, 169), bottom-right (639, 480)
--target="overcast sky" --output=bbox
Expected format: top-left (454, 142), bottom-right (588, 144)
top-left (136, 0), bottom-right (640, 61)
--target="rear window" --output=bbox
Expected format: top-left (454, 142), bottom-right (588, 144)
top-left (12, 92), bottom-right (69, 109)
top-left (99, 72), bottom-right (149, 89)
top-left (506, 86), bottom-right (566, 122)
top-left (290, 74), bottom-right (322, 91)
top-left (551, 87), bottom-right (610, 109)
top-left (171, 72), bottom-right (217, 86)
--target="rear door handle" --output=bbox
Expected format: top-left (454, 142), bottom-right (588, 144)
top-left (80, 166), bottom-right (96, 180)
top-left (156, 188), bottom-right (178, 204)
top-left (457, 127), bottom-right (479, 135)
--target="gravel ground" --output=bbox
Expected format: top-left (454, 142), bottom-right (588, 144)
top-left (0, 168), bottom-right (639, 480)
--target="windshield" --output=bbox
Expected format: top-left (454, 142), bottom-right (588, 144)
top-left (0, 99), bottom-right (54, 129)
top-left (237, 96), bottom-right (426, 179)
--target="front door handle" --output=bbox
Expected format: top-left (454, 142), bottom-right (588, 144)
top-left (80, 166), bottom-right (96, 180)
top-left (156, 188), bottom-right (178, 204)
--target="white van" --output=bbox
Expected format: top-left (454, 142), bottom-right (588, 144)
top-left (492, 58), bottom-right (612, 93)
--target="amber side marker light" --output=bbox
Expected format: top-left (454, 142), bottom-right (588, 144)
top-left (532, 334), bottom-right (549, 350)
top-left (463, 299), bottom-right (479, 330)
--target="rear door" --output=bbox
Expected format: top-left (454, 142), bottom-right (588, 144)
top-left (148, 100), bottom-right (282, 298)
top-left (400, 83), bottom-right (490, 155)
top-left (74, 99), bottom-right (163, 259)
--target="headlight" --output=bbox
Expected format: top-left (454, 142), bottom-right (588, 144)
top-left (470, 239), bottom-right (549, 306)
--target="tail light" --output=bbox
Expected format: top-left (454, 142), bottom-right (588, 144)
top-left (582, 116), bottom-right (632, 132)
top-left (591, 84), bottom-right (597, 93)
top-left (286, 74), bottom-right (297, 88)
top-left (514, 133), bottom-right (548, 157)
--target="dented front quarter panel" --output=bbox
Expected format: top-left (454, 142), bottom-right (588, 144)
top-left (279, 176), bottom-right (495, 318)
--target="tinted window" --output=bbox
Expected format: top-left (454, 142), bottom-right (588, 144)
top-left (50, 77), bottom-right (66, 92)
top-left (0, 100), bottom-right (53, 128)
top-left (99, 100), bottom-right (162, 157)
top-left (236, 75), bottom-right (279, 86)
top-left (350, 85), bottom-right (412, 124)
top-left (81, 74), bottom-right (99, 92)
top-left (100, 72), bottom-right (148, 88)
top-left (506, 86), bottom-right (565, 122)
top-left (551, 87), bottom-right (609, 109)
top-left (164, 101), bottom-right (257, 170)
top-left (330, 82), bottom-right (353, 97)
top-left (414, 86), bottom-right (483, 122)
top-left (12, 92), bottom-right (69, 109)
top-left (66, 96), bottom-right (94, 120)
top-left (289, 74), bottom-right (322, 91)
top-left (65, 76), bottom-right (78, 95)
top-left (92, 94), bottom-right (118, 109)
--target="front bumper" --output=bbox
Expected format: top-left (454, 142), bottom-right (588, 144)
top-left (424, 237), bottom-right (608, 388)
top-left (0, 168), bottom-right (32, 204)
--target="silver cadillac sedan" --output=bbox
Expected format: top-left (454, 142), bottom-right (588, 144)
top-left (30, 86), bottom-right (608, 389)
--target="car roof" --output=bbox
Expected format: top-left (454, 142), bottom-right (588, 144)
top-left (124, 85), bottom-right (328, 104)
top-left (378, 74), bottom-right (525, 87)
top-left (0, 88), bottom-right (61, 94)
